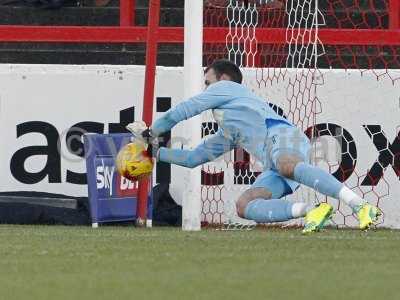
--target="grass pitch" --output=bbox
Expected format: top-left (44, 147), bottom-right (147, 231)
top-left (1, 226), bottom-right (399, 300)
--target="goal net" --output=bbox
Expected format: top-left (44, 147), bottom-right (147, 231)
top-left (196, 0), bottom-right (400, 228)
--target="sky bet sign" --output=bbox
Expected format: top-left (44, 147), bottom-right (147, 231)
top-left (95, 158), bottom-right (139, 199)
top-left (84, 133), bottom-right (152, 225)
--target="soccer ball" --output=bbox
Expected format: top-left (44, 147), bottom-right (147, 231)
top-left (115, 142), bottom-right (154, 181)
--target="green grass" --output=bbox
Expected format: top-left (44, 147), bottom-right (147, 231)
top-left (0, 226), bottom-right (399, 300)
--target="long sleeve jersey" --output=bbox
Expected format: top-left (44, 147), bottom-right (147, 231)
top-left (152, 80), bottom-right (293, 168)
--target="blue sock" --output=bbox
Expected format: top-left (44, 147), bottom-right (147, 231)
top-left (244, 199), bottom-right (294, 223)
top-left (293, 162), bottom-right (343, 199)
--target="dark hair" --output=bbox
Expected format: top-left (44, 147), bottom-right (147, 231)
top-left (205, 59), bottom-right (243, 84)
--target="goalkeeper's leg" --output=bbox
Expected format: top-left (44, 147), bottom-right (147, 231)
top-left (268, 124), bottom-right (381, 230)
top-left (232, 170), bottom-right (316, 225)
top-left (235, 169), bottom-right (334, 233)
top-left (275, 153), bottom-right (381, 230)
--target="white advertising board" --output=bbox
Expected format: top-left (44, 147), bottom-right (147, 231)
top-left (0, 65), bottom-right (184, 197)
top-left (0, 65), bottom-right (398, 227)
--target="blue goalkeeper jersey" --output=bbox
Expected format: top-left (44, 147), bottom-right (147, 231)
top-left (152, 80), bottom-right (293, 167)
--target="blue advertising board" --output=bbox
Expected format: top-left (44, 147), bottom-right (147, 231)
top-left (83, 133), bottom-right (152, 227)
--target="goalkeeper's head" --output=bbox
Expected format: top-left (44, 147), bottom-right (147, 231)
top-left (204, 59), bottom-right (243, 88)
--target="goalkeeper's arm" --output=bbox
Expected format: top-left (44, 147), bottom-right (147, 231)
top-left (151, 81), bottom-right (233, 136)
top-left (158, 129), bottom-right (234, 168)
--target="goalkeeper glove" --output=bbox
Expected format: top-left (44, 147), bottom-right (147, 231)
top-left (126, 121), bottom-right (147, 138)
top-left (126, 122), bottom-right (158, 157)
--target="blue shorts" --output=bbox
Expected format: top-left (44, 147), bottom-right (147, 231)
top-left (252, 169), bottom-right (294, 199)
top-left (253, 121), bottom-right (311, 197)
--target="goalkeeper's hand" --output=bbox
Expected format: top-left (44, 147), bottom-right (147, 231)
top-left (126, 121), bottom-right (158, 157)
top-left (126, 121), bottom-right (147, 138)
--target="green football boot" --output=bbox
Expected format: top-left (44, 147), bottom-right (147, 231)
top-left (356, 203), bottom-right (382, 230)
top-left (302, 203), bottom-right (333, 234)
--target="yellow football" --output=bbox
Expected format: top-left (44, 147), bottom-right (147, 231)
top-left (115, 142), bottom-right (154, 181)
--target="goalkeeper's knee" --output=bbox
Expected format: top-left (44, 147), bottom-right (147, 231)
top-left (236, 188), bottom-right (273, 217)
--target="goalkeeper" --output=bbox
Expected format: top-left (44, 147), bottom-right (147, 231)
top-left (128, 59), bottom-right (380, 233)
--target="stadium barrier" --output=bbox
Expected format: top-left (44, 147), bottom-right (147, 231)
top-left (0, 64), bottom-right (398, 227)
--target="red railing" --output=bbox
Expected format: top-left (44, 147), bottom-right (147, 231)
top-left (389, 0), bottom-right (400, 29)
top-left (120, 0), bottom-right (135, 27)
top-left (0, 0), bottom-right (399, 45)
top-left (1, 26), bottom-right (400, 45)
